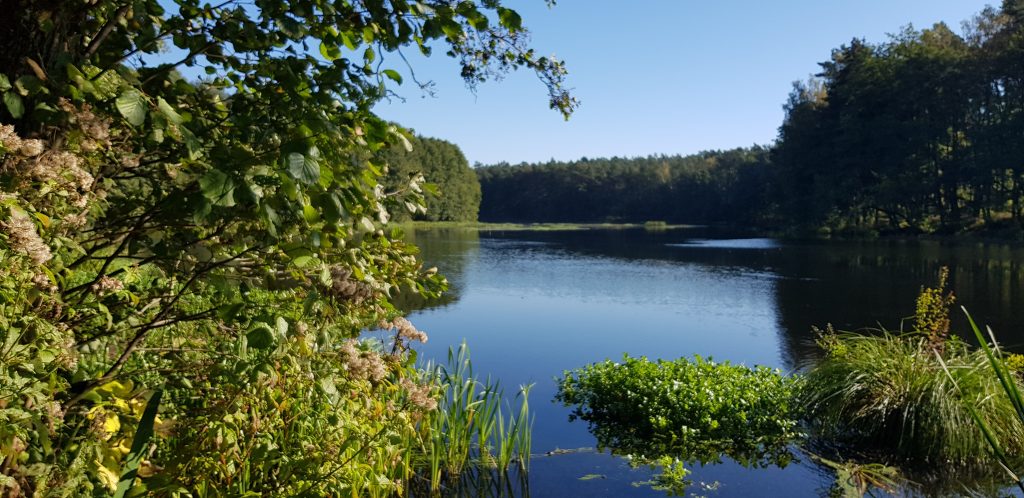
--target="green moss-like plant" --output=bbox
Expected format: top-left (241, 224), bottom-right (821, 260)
top-left (556, 355), bottom-right (802, 467)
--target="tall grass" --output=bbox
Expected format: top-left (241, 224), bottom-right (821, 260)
top-left (800, 328), bottom-right (1024, 466)
top-left (942, 308), bottom-right (1024, 492)
top-left (409, 342), bottom-right (533, 494)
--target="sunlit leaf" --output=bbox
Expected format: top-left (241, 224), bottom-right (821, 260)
top-left (116, 89), bottom-right (147, 126)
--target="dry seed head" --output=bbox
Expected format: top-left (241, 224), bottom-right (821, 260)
top-left (1, 209), bottom-right (52, 265)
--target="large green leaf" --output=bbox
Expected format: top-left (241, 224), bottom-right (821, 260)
top-left (246, 323), bottom-right (276, 349)
top-left (116, 89), bottom-right (148, 126)
top-left (156, 97), bottom-right (183, 124)
top-left (3, 92), bottom-right (24, 119)
top-left (199, 169), bottom-right (236, 207)
top-left (382, 69), bottom-right (403, 84)
top-left (497, 8), bottom-right (522, 31)
top-left (287, 148), bottom-right (321, 185)
top-left (319, 41), bottom-right (341, 61)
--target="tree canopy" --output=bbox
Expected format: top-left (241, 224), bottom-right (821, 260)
top-left (773, 3), bottom-right (1024, 234)
top-left (476, 148), bottom-right (773, 225)
top-left (0, 0), bottom-right (573, 494)
top-left (381, 135), bottom-right (481, 222)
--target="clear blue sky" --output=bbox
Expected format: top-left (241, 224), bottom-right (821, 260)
top-left (372, 0), bottom-right (994, 166)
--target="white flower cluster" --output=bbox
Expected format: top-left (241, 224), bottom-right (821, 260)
top-left (339, 339), bottom-right (388, 383)
top-left (0, 209), bottom-right (51, 266)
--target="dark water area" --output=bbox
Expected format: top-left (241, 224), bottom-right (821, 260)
top-left (397, 226), bottom-right (1024, 497)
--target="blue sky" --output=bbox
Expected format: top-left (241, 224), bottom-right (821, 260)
top-left (372, 1), bottom-right (994, 165)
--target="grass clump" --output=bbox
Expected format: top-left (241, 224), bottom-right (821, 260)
top-left (407, 342), bottom-right (533, 494)
top-left (800, 270), bottom-right (1024, 468)
top-left (555, 355), bottom-right (802, 467)
top-left (801, 330), bottom-right (1024, 465)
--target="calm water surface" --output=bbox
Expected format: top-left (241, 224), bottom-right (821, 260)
top-left (398, 227), bottom-right (1024, 497)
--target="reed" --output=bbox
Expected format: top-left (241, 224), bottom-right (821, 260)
top-left (410, 341), bottom-right (533, 494)
top-left (941, 308), bottom-right (1024, 492)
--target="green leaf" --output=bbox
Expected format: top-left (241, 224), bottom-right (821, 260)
top-left (262, 203), bottom-right (281, 237)
top-left (113, 390), bottom-right (162, 498)
top-left (157, 97), bottom-right (183, 124)
top-left (246, 324), bottom-right (276, 350)
top-left (382, 69), bottom-right (403, 84)
top-left (199, 169), bottom-right (236, 207)
top-left (319, 41), bottom-right (341, 61)
top-left (14, 76), bottom-right (43, 96)
top-left (217, 302), bottom-right (246, 322)
top-left (3, 92), bottom-right (24, 118)
top-left (287, 150), bottom-right (320, 185)
top-left (498, 8), bottom-right (523, 31)
top-left (179, 126), bottom-right (202, 159)
top-left (340, 32), bottom-right (358, 51)
top-left (0, 74), bottom-right (10, 92)
top-left (303, 204), bottom-right (320, 223)
top-left (116, 89), bottom-right (148, 126)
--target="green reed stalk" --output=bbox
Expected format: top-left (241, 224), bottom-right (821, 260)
top-left (954, 308), bottom-right (1024, 492)
top-left (410, 341), bottom-right (534, 493)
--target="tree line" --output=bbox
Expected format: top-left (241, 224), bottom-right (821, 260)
top-left (475, 1), bottom-right (1024, 235)
top-left (775, 2), bottom-right (1024, 234)
top-left (380, 135), bottom-right (481, 222)
top-left (475, 148), bottom-right (773, 225)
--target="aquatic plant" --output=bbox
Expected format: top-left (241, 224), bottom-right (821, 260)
top-left (941, 309), bottom-right (1024, 492)
top-left (408, 342), bottom-right (533, 494)
top-left (801, 320), bottom-right (1024, 466)
top-left (556, 355), bottom-right (802, 466)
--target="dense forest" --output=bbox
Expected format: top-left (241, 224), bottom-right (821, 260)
top-left (477, 2), bottom-right (1024, 235)
top-left (380, 136), bottom-right (481, 222)
top-left (775, 3), bottom-right (1024, 234)
top-left (476, 148), bottom-right (772, 225)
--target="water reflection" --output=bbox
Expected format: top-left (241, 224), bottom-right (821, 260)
top-left (400, 227), bottom-right (1024, 496)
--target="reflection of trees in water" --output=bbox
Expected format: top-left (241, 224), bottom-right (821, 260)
top-left (771, 240), bottom-right (1024, 370)
top-left (435, 228), bottom-right (1024, 371)
top-left (392, 228), bottom-right (480, 313)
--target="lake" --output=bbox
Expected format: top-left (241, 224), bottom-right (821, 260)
top-left (396, 226), bottom-right (1024, 497)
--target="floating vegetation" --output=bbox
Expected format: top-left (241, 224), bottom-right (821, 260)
top-left (555, 354), bottom-right (802, 494)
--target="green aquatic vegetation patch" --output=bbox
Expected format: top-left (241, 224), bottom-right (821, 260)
top-left (555, 355), bottom-right (802, 468)
top-left (802, 329), bottom-right (1024, 467)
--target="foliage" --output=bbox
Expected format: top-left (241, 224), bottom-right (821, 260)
top-left (407, 342), bottom-right (532, 494)
top-left (475, 148), bottom-right (773, 225)
top-left (812, 456), bottom-right (903, 498)
top-left (914, 266), bottom-right (955, 346)
top-left (801, 328), bottom-right (1024, 467)
top-left (802, 271), bottom-right (1024, 468)
top-left (380, 136), bottom-right (481, 222)
top-left (1005, 353), bottom-right (1024, 375)
top-left (773, 3), bottom-right (1024, 234)
top-left (944, 309), bottom-right (1024, 493)
top-left (0, 0), bottom-right (573, 494)
top-left (555, 355), bottom-right (802, 469)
